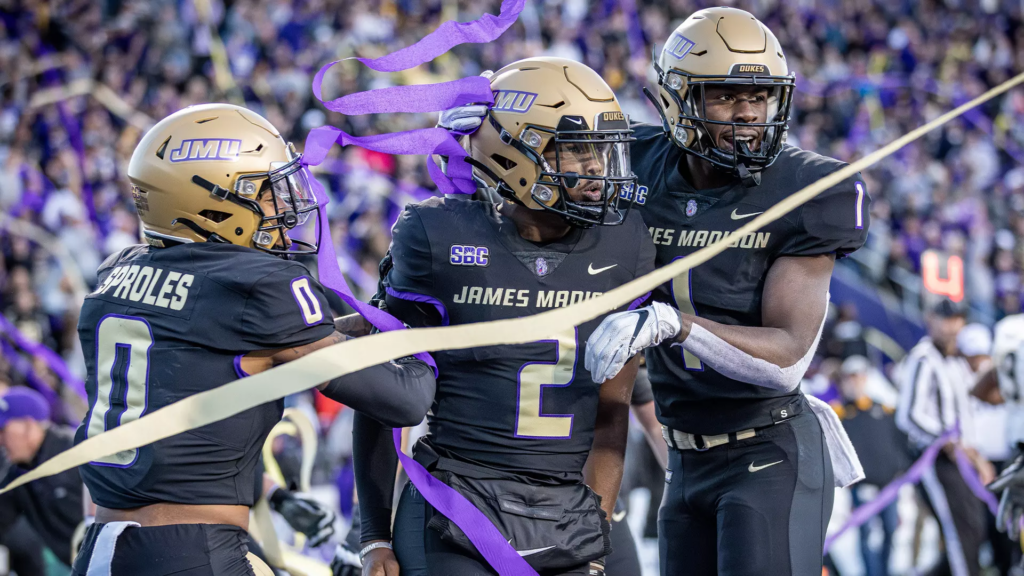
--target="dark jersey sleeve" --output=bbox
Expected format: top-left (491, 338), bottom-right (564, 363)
top-left (240, 264), bottom-right (335, 350)
top-left (387, 207), bottom-right (434, 297)
top-left (383, 206), bottom-right (445, 328)
top-left (627, 214), bottom-right (658, 310)
top-left (777, 172), bottom-right (870, 258)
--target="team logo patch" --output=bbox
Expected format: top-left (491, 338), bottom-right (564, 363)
top-left (665, 34), bottom-right (695, 59)
top-left (492, 90), bottom-right (538, 114)
top-left (535, 257), bottom-right (550, 277)
top-left (685, 199), bottom-right (698, 217)
top-left (728, 63), bottom-right (770, 75)
top-left (169, 138), bottom-right (242, 162)
top-left (450, 245), bottom-right (489, 266)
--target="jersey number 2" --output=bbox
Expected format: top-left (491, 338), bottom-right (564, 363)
top-left (515, 327), bottom-right (577, 439)
top-left (85, 315), bottom-right (153, 466)
top-left (671, 268), bottom-right (704, 371)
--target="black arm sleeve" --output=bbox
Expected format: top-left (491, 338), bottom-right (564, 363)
top-left (353, 411), bottom-right (399, 543)
top-left (320, 357), bottom-right (436, 428)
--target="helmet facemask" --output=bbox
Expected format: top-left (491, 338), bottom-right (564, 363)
top-left (485, 112), bottom-right (638, 228)
top-left (231, 150), bottom-right (321, 255)
top-left (654, 60), bottom-right (794, 184)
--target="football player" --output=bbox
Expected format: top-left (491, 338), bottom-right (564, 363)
top-left (71, 104), bottom-right (436, 576)
top-left (583, 9), bottom-right (869, 574)
top-left (439, 9), bottom-right (868, 574)
top-left (350, 58), bottom-right (655, 576)
top-left (974, 314), bottom-right (1024, 543)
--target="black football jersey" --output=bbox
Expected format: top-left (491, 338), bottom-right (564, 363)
top-left (384, 198), bottom-right (656, 482)
top-left (628, 125), bottom-right (869, 435)
top-left (75, 243), bottom-right (334, 509)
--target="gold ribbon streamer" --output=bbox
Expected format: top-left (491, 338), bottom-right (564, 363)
top-left (4, 71), bottom-right (1024, 497)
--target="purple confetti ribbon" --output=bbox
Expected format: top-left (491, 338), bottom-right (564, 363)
top-left (300, 0), bottom-right (540, 572)
top-left (350, 0), bottom-right (525, 73)
top-left (824, 428), bottom-right (957, 553)
top-left (823, 426), bottom-right (1000, 554)
top-left (953, 445), bottom-right (1000, 515)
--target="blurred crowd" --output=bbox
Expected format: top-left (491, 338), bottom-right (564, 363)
top-left (0, 0), bottom-right (1023, 574)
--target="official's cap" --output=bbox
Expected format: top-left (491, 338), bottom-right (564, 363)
top-left (0, 387), bottom-right (50, 428)
top-left (929, 299), bottom-right (967, 318)
top-left (840, 355), bottom-right (870, 377)
top-left (957, 323), bottom-right (992, 357)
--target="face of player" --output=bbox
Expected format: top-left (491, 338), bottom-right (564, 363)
top-left (700, 85), bottom-right (770, 153)
top-left (542, 142), bottom-right (608, 205)
top-left (259, 187), bottom-right (293, 250)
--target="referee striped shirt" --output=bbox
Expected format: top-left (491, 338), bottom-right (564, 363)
top-left (895, 337), bottom-right (973, 449)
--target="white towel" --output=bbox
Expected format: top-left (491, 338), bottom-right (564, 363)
top-left (805, 394), bottom-right (865, 488)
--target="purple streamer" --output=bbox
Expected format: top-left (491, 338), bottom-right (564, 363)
top-left (351, 0), bottom-right (525, 73)
top-left (953, 446), bottom-right (1000, 515)
top-left (303, 125), bottom-right (476, 195)
top-left (302, 0), bottom-right (542, 572)
top-left (392, 429), bottom-right (537, 575)
top-left (314, 74), bottom-right (494, 115)
top-left (824, 428), bottom-right (957, 553)
top-left (823, 426), bottom-right (1001, 554)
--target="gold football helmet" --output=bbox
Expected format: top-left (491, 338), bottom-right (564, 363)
top-left (465, 57), bottom-right (636, 227)
top-left (649, 7), bottom-right (794, 179)
top-left (128, 103), bottom-right (318, 254)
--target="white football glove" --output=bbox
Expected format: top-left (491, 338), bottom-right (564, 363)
top-left (585, 302), bottom-right (681, 384)
top-left (436, 71), bottom-right (493, 134)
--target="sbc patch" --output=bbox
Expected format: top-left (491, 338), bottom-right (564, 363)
top-left (450, 245), bottom-right (489, 266)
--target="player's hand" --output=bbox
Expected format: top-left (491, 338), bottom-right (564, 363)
top-left (269, 488), bottom-right (337, 547)
top-left (437, 71), bottom-right (493, 135)
top-left (361, 546), bottom-right (400, 576)
top-left (586, 302), bottom-right (682, 383)
top-left (437, 104), bottom-right (490, 135)
top-left (991, 456), bottom-right (1024, 538)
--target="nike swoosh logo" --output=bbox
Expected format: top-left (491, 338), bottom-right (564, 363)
top-left (517, 545), bottom-right (556, 557)
top-left (748, 460), bottom-right (783, 473)
top-left (612, 510), bottom-right (627, 522)
top-left (731, 209), bottom-right (763, 220)
top-left (627, 309), bottom-right (649, 348)
top-left (588, 263), bottom-right (617, 275)
top-left (565, 117), bottom-right (583, 125)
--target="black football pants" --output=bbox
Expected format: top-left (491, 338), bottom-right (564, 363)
top-left (73, 522), bottom-right (262, 576)
top-left (393, 483), bottom-right (591, 576)
top-left (658, 411), bottom-right (833, 576)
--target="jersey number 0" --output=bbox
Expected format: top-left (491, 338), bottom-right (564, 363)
top-left (85, 314), bottom-right (153, 466)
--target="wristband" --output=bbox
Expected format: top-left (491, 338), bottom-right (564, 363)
top-left (359, 541), bottom-right (393, 561)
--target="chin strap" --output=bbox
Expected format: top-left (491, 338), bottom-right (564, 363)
top-left (736, 163), bottom-right (761, 187)
top-left (735, 141), bottom-right (762, 187)
top-left (170, 217), bottom-right (230, 244)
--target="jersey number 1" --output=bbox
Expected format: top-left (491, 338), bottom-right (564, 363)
top-left (671, 268), bottom-right (704, 371)
top-left (515, 327), bottom-right (577, 439)
top-left (85, 315), bottom-right (153, 466)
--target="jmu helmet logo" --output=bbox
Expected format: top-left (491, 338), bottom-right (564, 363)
top-left (492, 91), bottom-right (538, 114)
top-left (665, 34), bottom-right (695, 59)
top-left (169, 138), bottom-right (242, 162)
top-left (685, 199), bottom-right (698, 217)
